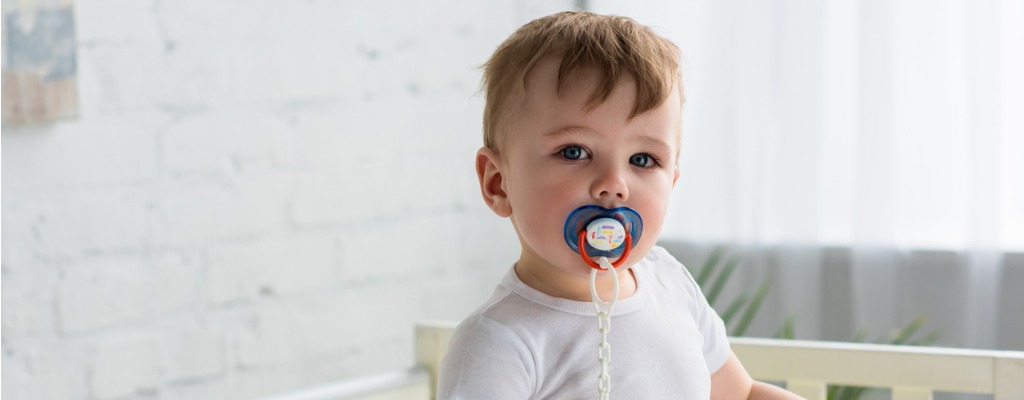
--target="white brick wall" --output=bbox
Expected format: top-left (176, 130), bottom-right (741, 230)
top-left (1, 1), bottom-right (574, 399)
top-left (91, 334), bottom-right (163, 398)
top-left (57, 254), bottom-right (200, 334)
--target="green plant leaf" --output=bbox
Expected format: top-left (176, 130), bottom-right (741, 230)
top-left (851, 328), bottom-right (869, 343)
top-left (908, 331), bottom-right (941, 346)
top-left (721, 293), bottom-right (749, 328)
top-left (734, 279), bottom-right (772, 336)
top-left (696, 247), bottom-right (726, 287)
top-left (829, 385), bottom-right (846, 400)
top-left (774, 316), bottom-right (796, 339)
top-left (706, 256), bottom-right (740, 306)
top-left (844, 386), bottom-right (869, 400)
top-left (829, 384), bottom-right (873, 400)
top-left (890, 315), bottom-right (925, 345)
top-left (826, 385), bottom-right (839, 400)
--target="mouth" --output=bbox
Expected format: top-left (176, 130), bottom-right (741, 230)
top-left (563, 205), bottom-right (644, 269)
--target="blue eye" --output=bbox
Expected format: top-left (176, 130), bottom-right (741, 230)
top-left (560, 146), bottom-right (589, 160)
top-left (630, 153), bottom-right (655, 167)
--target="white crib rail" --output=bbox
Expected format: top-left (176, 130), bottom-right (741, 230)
top-left (253, 367), bottom-right (431, 400)
top-left (730, 337), bottom-right (1024, 400)
top-left (258, 322), bottom-right (1024, 400)
top-left (415, 321), bottom-right (1024, 400)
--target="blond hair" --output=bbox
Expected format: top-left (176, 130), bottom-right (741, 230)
top-left (481, 11), bottom-right (682, 151)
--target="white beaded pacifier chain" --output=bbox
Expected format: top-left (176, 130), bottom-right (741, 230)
top-left (580, 217), bottom-right (631, 400)
top-left (590, 257), bottom-right (619, 400)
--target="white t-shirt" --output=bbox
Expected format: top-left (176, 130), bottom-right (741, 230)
top-left (438, 246), bottom-right (730, 399)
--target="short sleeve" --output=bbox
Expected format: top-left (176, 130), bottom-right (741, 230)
top-left (437, 315), bottom-right (534, 399)
top-left (664, 248), bottom-right (731, 374)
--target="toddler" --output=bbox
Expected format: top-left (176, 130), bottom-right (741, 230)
top-left (439, 11), bottom-right (801, 400)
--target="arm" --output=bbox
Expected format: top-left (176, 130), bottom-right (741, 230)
top-left (710, 351), bottom-right (805, 400)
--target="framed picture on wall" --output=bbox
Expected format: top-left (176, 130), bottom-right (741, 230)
top-left (2, 0), bottom-right (78, 125)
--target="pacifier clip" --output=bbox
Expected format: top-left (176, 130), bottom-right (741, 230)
top-left (564, 206), bottom-right (643, 400)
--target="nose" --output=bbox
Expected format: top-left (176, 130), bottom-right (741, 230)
top-left (589, 162), bottom-right (629, 203)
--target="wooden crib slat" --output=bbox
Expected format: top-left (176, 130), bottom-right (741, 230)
top-left (995, 355), bottom-right (1024, 400)
top-left (415, 321), bottom-right (458, 400)
top-left (785, 380), bottom-right (826, 400)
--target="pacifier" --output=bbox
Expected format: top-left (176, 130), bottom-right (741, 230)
top-left (565, 206), bottom-right (642, 399)
top-left (563, 205), bottom-right (643, 269)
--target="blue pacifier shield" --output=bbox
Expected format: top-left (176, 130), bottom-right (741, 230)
top-left (563, 205), bottom-right (643, 258)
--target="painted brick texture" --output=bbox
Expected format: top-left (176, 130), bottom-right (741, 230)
top-left (1, 1), bottom-right (571, 399)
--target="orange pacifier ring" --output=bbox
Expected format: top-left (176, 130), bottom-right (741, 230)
top-left (579, 230), bottom-right (633, 270)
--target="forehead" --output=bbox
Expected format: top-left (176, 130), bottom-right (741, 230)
top-left (506, 57), bottom-right (682, 146)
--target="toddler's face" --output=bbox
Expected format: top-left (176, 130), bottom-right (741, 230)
top-left (497, 57), bottom-right (681, 280)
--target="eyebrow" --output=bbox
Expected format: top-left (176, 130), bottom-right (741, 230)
top-left (543, 125), bottom-right (593, 139)
top-left (638, 135), bottom-right (674, 154)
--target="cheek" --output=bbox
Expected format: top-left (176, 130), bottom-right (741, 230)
top-left (635, 181), bottom-right (674, 244)
top-left (514, 183), bottom-right (583, 250)
top-left (508, 178), bottom-right (565, 227)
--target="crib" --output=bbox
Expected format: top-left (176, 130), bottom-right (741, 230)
top-left (261, 320), bottom-right (1024, 400)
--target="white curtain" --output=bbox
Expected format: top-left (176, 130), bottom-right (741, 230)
top-left (592, 0), bottom-right (1024, 350)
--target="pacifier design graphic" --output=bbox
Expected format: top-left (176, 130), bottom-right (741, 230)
top-left (563, 205), bottom-right (643, 269)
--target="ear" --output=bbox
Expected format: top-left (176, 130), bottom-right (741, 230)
top-left (672, 166), bottom-right (680, 187)
top-left (476, 147), bottom-right (512, 217)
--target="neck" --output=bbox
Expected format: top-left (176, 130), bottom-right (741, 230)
top-left (514, 254), bottom-right (637, 302)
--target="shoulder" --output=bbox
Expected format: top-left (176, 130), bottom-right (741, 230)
top-left (645, 245), bottom-right (683, 267)
top-left (639, 245), bottom-right (716, 323)
top-left (642, 245), bottom-right (702, 292)
top-left (447, 285), bottom-right (531, 352)
top-left (439, 293), bottom-right (537, 398)
top-left (449, 309), bottom-right (529, 353)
